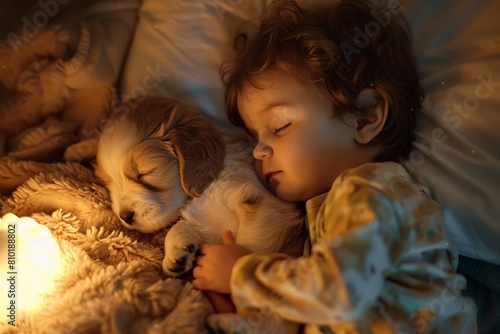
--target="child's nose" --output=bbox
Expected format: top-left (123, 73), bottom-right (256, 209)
top-left (253, 140), bottom-right (272, 160)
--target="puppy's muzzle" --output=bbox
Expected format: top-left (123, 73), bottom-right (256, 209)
top-left (120, 210), bottom-right (135, 225)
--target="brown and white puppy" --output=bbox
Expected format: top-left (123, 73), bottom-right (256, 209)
top-left (96, 96), bottom-right (225, 233)
top-left (95, 96), bottom-right (305, 275)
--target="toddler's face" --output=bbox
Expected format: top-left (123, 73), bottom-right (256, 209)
top-left (238, 73), bottom-right (376, 202)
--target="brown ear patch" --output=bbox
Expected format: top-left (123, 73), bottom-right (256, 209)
top-left (127, 96), bottom-right (226, 198)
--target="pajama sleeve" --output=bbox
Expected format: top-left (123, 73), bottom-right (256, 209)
top-left (230, 179), bottom-right (413, 324)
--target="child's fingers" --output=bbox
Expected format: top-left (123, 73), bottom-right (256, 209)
top-left (221, 230), bottom-right (235, 245)
top-left (198, 243), bottom-right (213, 255)
top-left (192, 264), bottom-right (204, 278)
top-left (193, 275), bottom-right (219, 292)
top-left (193, 262), bottom-right (208, 290)
top-left (192, 277), bottom-right (206, 290)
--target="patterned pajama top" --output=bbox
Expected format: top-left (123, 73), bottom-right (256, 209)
top-left (230, 162), bottom-right (477, 333)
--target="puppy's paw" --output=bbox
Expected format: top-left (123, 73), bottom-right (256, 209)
top-left (163, 220), bottom-right (205, 277)
top-left (163, 242), bottom-right (200, 277)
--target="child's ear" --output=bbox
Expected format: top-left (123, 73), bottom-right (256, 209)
top-left (352, 89), bottom-right (388, 144)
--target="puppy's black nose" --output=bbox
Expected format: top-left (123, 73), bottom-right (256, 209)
top-left (120, 210), bottom-right (135, 225)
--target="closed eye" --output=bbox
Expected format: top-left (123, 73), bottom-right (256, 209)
top-left (137, 172), bottom-right (161, 190)
top-left (137, 173), bottom-right (147, 183)
top-left (274, 123), bottom-right (290, 135)
top-left (126, 173), bottom-right (143, 185)
top-left (126, 172), bottom-right (160, 191)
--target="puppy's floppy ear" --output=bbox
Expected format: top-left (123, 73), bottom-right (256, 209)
top-left (165, 103), bottom-right (226, 197)
top-left (131, 97), bottom-right (226, 197)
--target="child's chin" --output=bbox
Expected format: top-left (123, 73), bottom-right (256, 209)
top-left (266, 178), bottom-right (280, 195)
top-left (274, 187), bottom-right (297, 203)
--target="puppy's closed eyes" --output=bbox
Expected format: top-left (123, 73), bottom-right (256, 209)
top-left (96, 97), bottom-right (225, 232)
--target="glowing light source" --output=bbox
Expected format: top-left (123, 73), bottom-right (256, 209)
top-left (0, 213), bottom-right (62, 325)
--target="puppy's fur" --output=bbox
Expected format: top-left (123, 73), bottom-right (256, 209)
top-left (96, 97), bottom-right (305, 333)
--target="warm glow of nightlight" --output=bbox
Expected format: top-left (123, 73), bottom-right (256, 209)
top-left (0, 213), bottom-right (62, 325)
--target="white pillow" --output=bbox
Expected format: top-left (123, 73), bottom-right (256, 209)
top-left (120, 0), bottom-right (271, 127)
top-left (121, 0), bottom-right (500, 265)
top-left (401, 0), bottom-right (500, 265)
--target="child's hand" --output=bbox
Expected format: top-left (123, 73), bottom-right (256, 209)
top-left (193, 230), bottom-right (251, 293)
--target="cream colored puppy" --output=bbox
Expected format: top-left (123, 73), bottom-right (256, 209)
top-left (95, 97), bottom-right (305, 277)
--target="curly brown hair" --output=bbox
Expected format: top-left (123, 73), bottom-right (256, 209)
top-left (222, 0), bottom-right (423, 162)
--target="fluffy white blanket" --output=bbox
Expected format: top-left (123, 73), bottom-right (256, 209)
top-left (1, 160), bottom-right (213, 334)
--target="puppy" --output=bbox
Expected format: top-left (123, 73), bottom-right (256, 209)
top-left (96, 96), bottom-right (305, 333)
top-left (96, 96), bottom-right (225, 232)
top-left (96, 96), bottom-right (305, 258)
